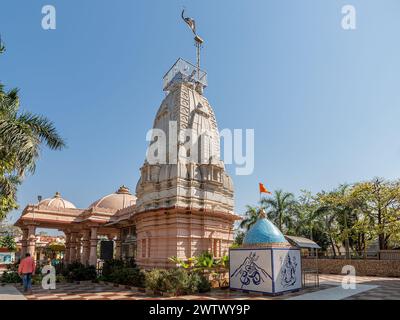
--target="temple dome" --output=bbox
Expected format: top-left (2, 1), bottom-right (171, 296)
top-left (38, 192), bottom-right (76, 209)
top-left (89, 186), bottom-right (136, 210)
top-left (243, 217), bottom-right (289, 246)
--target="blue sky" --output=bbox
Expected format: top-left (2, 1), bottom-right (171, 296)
top-left (1, 0), bottom-right (400, 229)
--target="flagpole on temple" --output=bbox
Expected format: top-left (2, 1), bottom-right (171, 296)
top-left (194, 35), bottom-right (204, 82)
top-left (181, 9), bottom-right (204, 83)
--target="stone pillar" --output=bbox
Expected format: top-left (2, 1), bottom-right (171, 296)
top-left (27, 225), bottom-right (36, 259)
top-left (76, 235), bottom-right (82, 262)
top-left (69, 232), bottom-right (77, 263)
top-left (20, 228), bottom-right (29, 259)
top-left (89, 227), bottom-right (98, 266)
top-left (64, 231), bottom-right (71, 265)
top-left (81, 230), bottom-right (90, 265)
top-left (115, 232), bottom-right (122, 260)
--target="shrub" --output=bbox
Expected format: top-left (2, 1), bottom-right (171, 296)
top-left (100, 258), bottom-right (143, 287)
top-left (0, 271), bottom-right (21, 284)
top-left (144, 268), bottom-right (211, 296)
top-left (32, 274), bottom-right (43, 285)
top-left (195, 251), bottom-right (217, 270)
top-left (160, 268), bottom-right (189, 295)
top-left (69, 265), bottom-right (97, 281)
top-left (108, 268), bottom-right (145, 287)
top-left (6, 262), bottom-right (18, 272)
top-left (102, 259), bottom-right (125, 278)
top-left (189, 272), bottom-right (211, 293)
top-left (0, 235), bottom-right (17, 251)
top-left (62, 262), bottom-right (97, 282)
top-left (145, 269), bottom-right (166, 293)
top-left (56, 274), bottom-right (66, 283)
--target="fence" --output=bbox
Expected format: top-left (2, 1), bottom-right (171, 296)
top-left (303, 250), bottom-right (400, 260)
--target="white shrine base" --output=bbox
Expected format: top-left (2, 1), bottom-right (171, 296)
top-left (229, 247), bottom-right (302, 295)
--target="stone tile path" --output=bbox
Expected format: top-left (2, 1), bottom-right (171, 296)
top-left (288, 284), bottom-right (378, 300)
top-left (0, 285), bottom-right (26, 300)
top-left (6, 274), bottom-right (400, 300)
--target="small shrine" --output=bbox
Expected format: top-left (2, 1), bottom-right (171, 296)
top-left (230, 214), bottom-right (302, 295)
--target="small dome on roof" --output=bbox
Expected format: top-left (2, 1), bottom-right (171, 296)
top-left (243, 214), bottom-right (289, 246)
top-left (38, 192), bottom-right (77, 209)
top-left (90, 185), bottom-right (136, 210)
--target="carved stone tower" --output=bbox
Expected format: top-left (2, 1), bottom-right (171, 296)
top-left (133, 58), bottom-right (239, 268)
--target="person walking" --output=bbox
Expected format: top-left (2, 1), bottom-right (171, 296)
top-left (18, 253), bottom-right (36, 294)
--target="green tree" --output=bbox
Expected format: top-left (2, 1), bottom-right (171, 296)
top-left (317, 184), bottom-right (359, 259)
top-left (351, 178), bottom-right (400, 250)
top-left (239, 205), bottom-right (264, 231)
top-left (0, 42), bottom-right (66, 220)
top-left (0, 234), bottom-right (17, 251)
top-left (261, 189), bottom-right (296, 232)
top-left (292, 191), bottom-right (322, 239)
top-left (233, 230), bottom-right (245, 246)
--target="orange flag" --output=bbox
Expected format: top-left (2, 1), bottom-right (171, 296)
top-left (259, 183), bottom-right (272, 194)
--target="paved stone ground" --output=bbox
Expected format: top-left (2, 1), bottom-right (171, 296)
top-left (0, 285), bottom-right (26, 300)
top-left (8, 274), bottom-right (400, 300)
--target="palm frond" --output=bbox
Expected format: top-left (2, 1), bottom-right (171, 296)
top-left (17, 112), bottom-right (66, 150)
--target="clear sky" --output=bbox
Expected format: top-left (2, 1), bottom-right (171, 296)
top-left (1, 0), bottom-right (400, 231)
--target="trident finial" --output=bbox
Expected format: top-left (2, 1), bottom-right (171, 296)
top-left (181, 9), bottom-right (204, 90)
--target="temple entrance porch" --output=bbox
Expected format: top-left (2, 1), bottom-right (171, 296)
top-left (17, 221), bottom-right (122, 266)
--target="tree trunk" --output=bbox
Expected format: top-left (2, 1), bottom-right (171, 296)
top-left (329, 235), bottom-right (337, 258)
top-left (343, 211), bottom-right (351, 259)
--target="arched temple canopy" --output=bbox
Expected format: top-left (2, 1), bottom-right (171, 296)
top-left (14, 186), bottom-right (137, 265)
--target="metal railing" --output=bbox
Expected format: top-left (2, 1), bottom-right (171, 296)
top-left (163, 58), bottom-right (207, 91)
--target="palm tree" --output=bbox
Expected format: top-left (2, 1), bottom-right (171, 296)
top-left (239, 205), bottom-right (263, 231)
top-left (261, 189), bottom-right (296, 232)
top-left (0, 45), bottom-right (66, 219)
top-left (316, 185), bottom-right (353, 259)
top-left (292, 190), bottom-right (324, 240)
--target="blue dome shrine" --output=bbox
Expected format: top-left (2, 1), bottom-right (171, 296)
top-left (243, 218), bottom-right (289, 245)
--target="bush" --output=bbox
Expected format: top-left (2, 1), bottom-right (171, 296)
top-left (144, 268), bottom-right (211, 296)
top-left (160, 268), bottom-right (189, 295)
top-left (32, 274), bottom-right (43, 285)
top-left (69, 265), bottom-right (97, 281)
top-left (100, 258), bottom-right (144, 287)
top-left (102, 259), bottom-right (125, 278)
top-left (0, 271), bottom-right (21, 284)
top-left (62, 262), bottom-right (97, 282)
top-left (6, 263), bottom-right (18, 272)
top-left (0, 235), bottom-right (17, 251)
top-left (189, 272), bottom-right (211, 293)
top-left (144, 269), bottom-right (166, 293)
top-left (107, 268), bottom-right (145, 287)
top-left (56, 274), bottom-right (66, 283)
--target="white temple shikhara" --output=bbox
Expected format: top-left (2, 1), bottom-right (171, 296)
top-left (15, 13), bottom-right (241, 267)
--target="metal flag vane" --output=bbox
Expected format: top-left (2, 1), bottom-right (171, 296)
top-left (181, 9), bottom-right (204, 81)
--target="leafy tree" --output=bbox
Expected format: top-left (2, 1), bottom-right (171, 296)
top-left (351, 178), bottom-right (400, 250)
top-left (233, 230), bottom-right (245, 246)
top-left (316, 185), bottom-right (356, 259)
top-left (261, 189), bottom-right (296, 232)
top-left (239, 205), bottom-right (263, 231)
top-left (0, 234), bottom-right (17, 251)
top-left (0, 41), bottom-right (66, 220)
